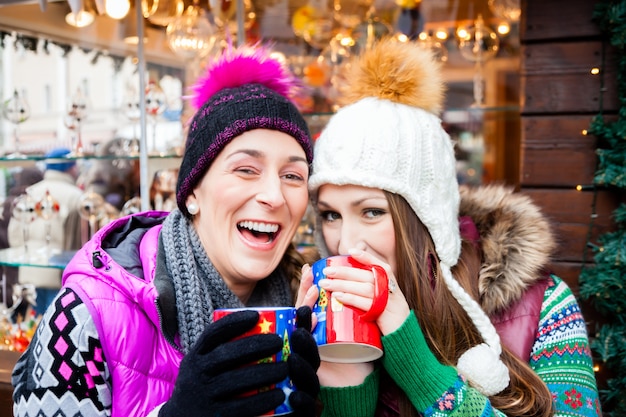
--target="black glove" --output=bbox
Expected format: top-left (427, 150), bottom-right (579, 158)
top-left (160, 310), bottom-right (288, 417)
top-left (287, 306), bottom-right (321, 417)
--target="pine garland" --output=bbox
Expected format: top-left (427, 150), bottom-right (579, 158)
top-left (579, 1), bottom-right (626, 415)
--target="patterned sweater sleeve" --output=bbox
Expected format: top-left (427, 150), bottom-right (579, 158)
top-left (529, 275), bottom-right (602, 416)
top-left (12, 287), bottom-right (112, 417)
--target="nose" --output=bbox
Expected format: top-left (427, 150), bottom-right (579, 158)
top-left (255, 174), bottom-right (286, 209)
top-left (337, 219), bottom-right (366, 255)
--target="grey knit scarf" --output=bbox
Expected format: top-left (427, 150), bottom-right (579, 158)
top-left (160, 209), bottom-right (293, 352)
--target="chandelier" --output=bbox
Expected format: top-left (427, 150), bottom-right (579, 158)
top-left (166, 3), bottom-right (217, 60)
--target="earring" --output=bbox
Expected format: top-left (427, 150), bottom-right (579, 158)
top-left (186, 202), bottom-right (199, 215)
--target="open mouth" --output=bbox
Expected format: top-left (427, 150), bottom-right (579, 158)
top-left (237, 221), bottom-right (280, 244)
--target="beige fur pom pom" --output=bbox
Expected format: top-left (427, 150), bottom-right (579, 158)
top-left (337, 38), bottom-right (446, 114)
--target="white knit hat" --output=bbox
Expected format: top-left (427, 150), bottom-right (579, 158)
top-left (308, 38), bottom-right (509, 396)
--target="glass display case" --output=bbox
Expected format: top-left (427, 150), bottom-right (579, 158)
top-left (0, 0), bottom-right (523, 263)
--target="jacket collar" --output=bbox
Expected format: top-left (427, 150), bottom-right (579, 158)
top-left (459, 185), bottom-right (555, 315)
top-left (154, 235), bottom-right (180, 349)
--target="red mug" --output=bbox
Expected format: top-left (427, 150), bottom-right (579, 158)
top-left (213, 307), bottom-right (297, 416)
top-left (311, 255), bottom-right (388, 363)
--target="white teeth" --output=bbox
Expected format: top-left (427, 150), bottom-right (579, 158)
top-left (238, 221), bottom-right (279, 233)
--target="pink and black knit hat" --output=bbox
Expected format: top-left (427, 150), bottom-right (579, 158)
top-left (176, 45), bottom-right (313, 217)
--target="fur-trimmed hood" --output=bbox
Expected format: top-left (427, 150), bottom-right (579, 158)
top-left (459, 185), bottom-right (556, 316)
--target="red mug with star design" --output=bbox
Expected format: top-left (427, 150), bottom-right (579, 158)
top-left (213, 307), bottom-right (297, 416)
top-left (312, 255), bottom-right (388, 363)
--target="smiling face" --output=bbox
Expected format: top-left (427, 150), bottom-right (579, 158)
top-left (316, 184), bottom-right (397, 275)
top-left (186, 129), bottom-right (310, 300)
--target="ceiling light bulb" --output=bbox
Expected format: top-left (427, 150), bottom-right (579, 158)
top-left (497, 22), bottom-right (511, 35)
top-left (65, 10), bottom-right (96, 28)
top-left (166, 6), bottom-right (217, 60)
top-left (435, 29), bottom-right (448, 40)
top-left (106, 0), bottom-right (130, 19)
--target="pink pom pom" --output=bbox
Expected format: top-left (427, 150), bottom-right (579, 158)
top-left (189, 44), bottom-right (303, 110)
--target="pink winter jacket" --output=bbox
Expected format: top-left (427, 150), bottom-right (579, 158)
top-left (62, 211), bottom-right (182, 417)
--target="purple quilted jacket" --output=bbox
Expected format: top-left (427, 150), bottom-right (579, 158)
top-left (62, 211), bottom-right (182, 417)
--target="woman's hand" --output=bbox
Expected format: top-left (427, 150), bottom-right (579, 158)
top-left (318, 361), bottom-right (375, 387)
top-left (296, 263), bottom-right (319, 311)
top-left (317, 248), bottom-right (411, 336)
top-left (297, 262), bottom-right (377, 388)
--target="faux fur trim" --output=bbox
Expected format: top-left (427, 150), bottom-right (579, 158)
top-left (459, 185), bottom-right (556, 315)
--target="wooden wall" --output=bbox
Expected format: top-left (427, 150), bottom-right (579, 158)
top-left (519, 0), bottom-right (625, 389)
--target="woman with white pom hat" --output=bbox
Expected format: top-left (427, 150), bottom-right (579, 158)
top-left (299, 37), bottom-right (601, 416)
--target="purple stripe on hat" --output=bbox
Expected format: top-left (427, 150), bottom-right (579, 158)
top-left (186, 90), bottom-right (275, 149)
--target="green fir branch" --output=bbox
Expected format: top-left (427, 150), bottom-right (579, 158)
top-left (580, 1), bottom-right (626, 415)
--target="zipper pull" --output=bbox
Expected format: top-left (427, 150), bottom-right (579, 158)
top-left (92, 251), bottom-right (104, 268)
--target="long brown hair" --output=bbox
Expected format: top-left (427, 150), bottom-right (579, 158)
top-left (386, 192), bottom-right (553, 417)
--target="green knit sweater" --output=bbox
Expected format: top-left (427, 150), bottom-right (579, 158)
top-left (318, 275), bottom-right (601, 417)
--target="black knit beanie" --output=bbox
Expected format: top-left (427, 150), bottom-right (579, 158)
top-left (176, 82), bottom-right (313, 217)
top-left (176, 84), bottom-right (313, 216)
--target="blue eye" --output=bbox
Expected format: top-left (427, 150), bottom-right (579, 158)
top-left (364, 209), bottom-right (386, 219)
top-left (320, 211), bottom-right (340, 222)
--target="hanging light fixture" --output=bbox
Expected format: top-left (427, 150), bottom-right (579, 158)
top-left (119, 8), bottom-right (148, 45)
top-left (65, 9), bottom-right (96, 27)
top-left (209, 0), bottom-right (256, 37)
top-left (166, 2), bottom-right (217, 60)
top-left (457, 14), bottom-right (500, 107)
top-left (142, 0), bottom-right (185, 27)
top-left (106, 0), bottom-right (131, 20)
top-left (416, 31), bottom-right (448, 62)
top-left (65, 0), bottom-right (96, 28)
top-left (488, 0), bottom-right (521, 22)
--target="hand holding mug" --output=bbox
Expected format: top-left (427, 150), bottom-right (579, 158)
top-left (211, 307), bottom-right (320, 416)
top-left (160, 310), bottom-right (287, 417)
top-left (311, 255), bottom-right (390, 363)
top-left (324, 250), bottom-right (411, 337)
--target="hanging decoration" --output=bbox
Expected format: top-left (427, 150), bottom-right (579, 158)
top-left (122, 84), bottom-right (141, 156)
top-left (64, 87), bottom-right (90, 157)
top-left (488, 0), bottom-right (521, 22)
top-left (350, 12), bottom-right (393, 54)
top-left (166, 3), bottom-right (218, 60)
top-left (457, 14), bottom-right (500, 107)
top-left (209, 0), bottom-right (256, 37)
top-left (142, 0), bottom-right (184, 27)
top-left (65, 8), bottom-right (95, 28)
top-left (11, 192), bottom-right (37, 261)
top-left (333, 0), bottom-right (374, 29)
top-left (294, 0), bottom-right (335, 50)
top-left (2, 89), bottom-right (31, 159)
top-left (144, 81), bottom-right (168, 155)
top-left (77, 191), bottom-right (106, 239)
top-left (34, 189), bottom-right (61, 257)
top-left (105, 0), bottom-right (130, 19)
top-left (14, 35), bottom-right (38, 52)
top-left (416, 31), bottom-right (448, 62)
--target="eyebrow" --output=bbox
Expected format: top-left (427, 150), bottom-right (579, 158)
top-left (227, 149), bottom-right (308, 164)
top-left (317, 196), bottom-right (387, 208)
